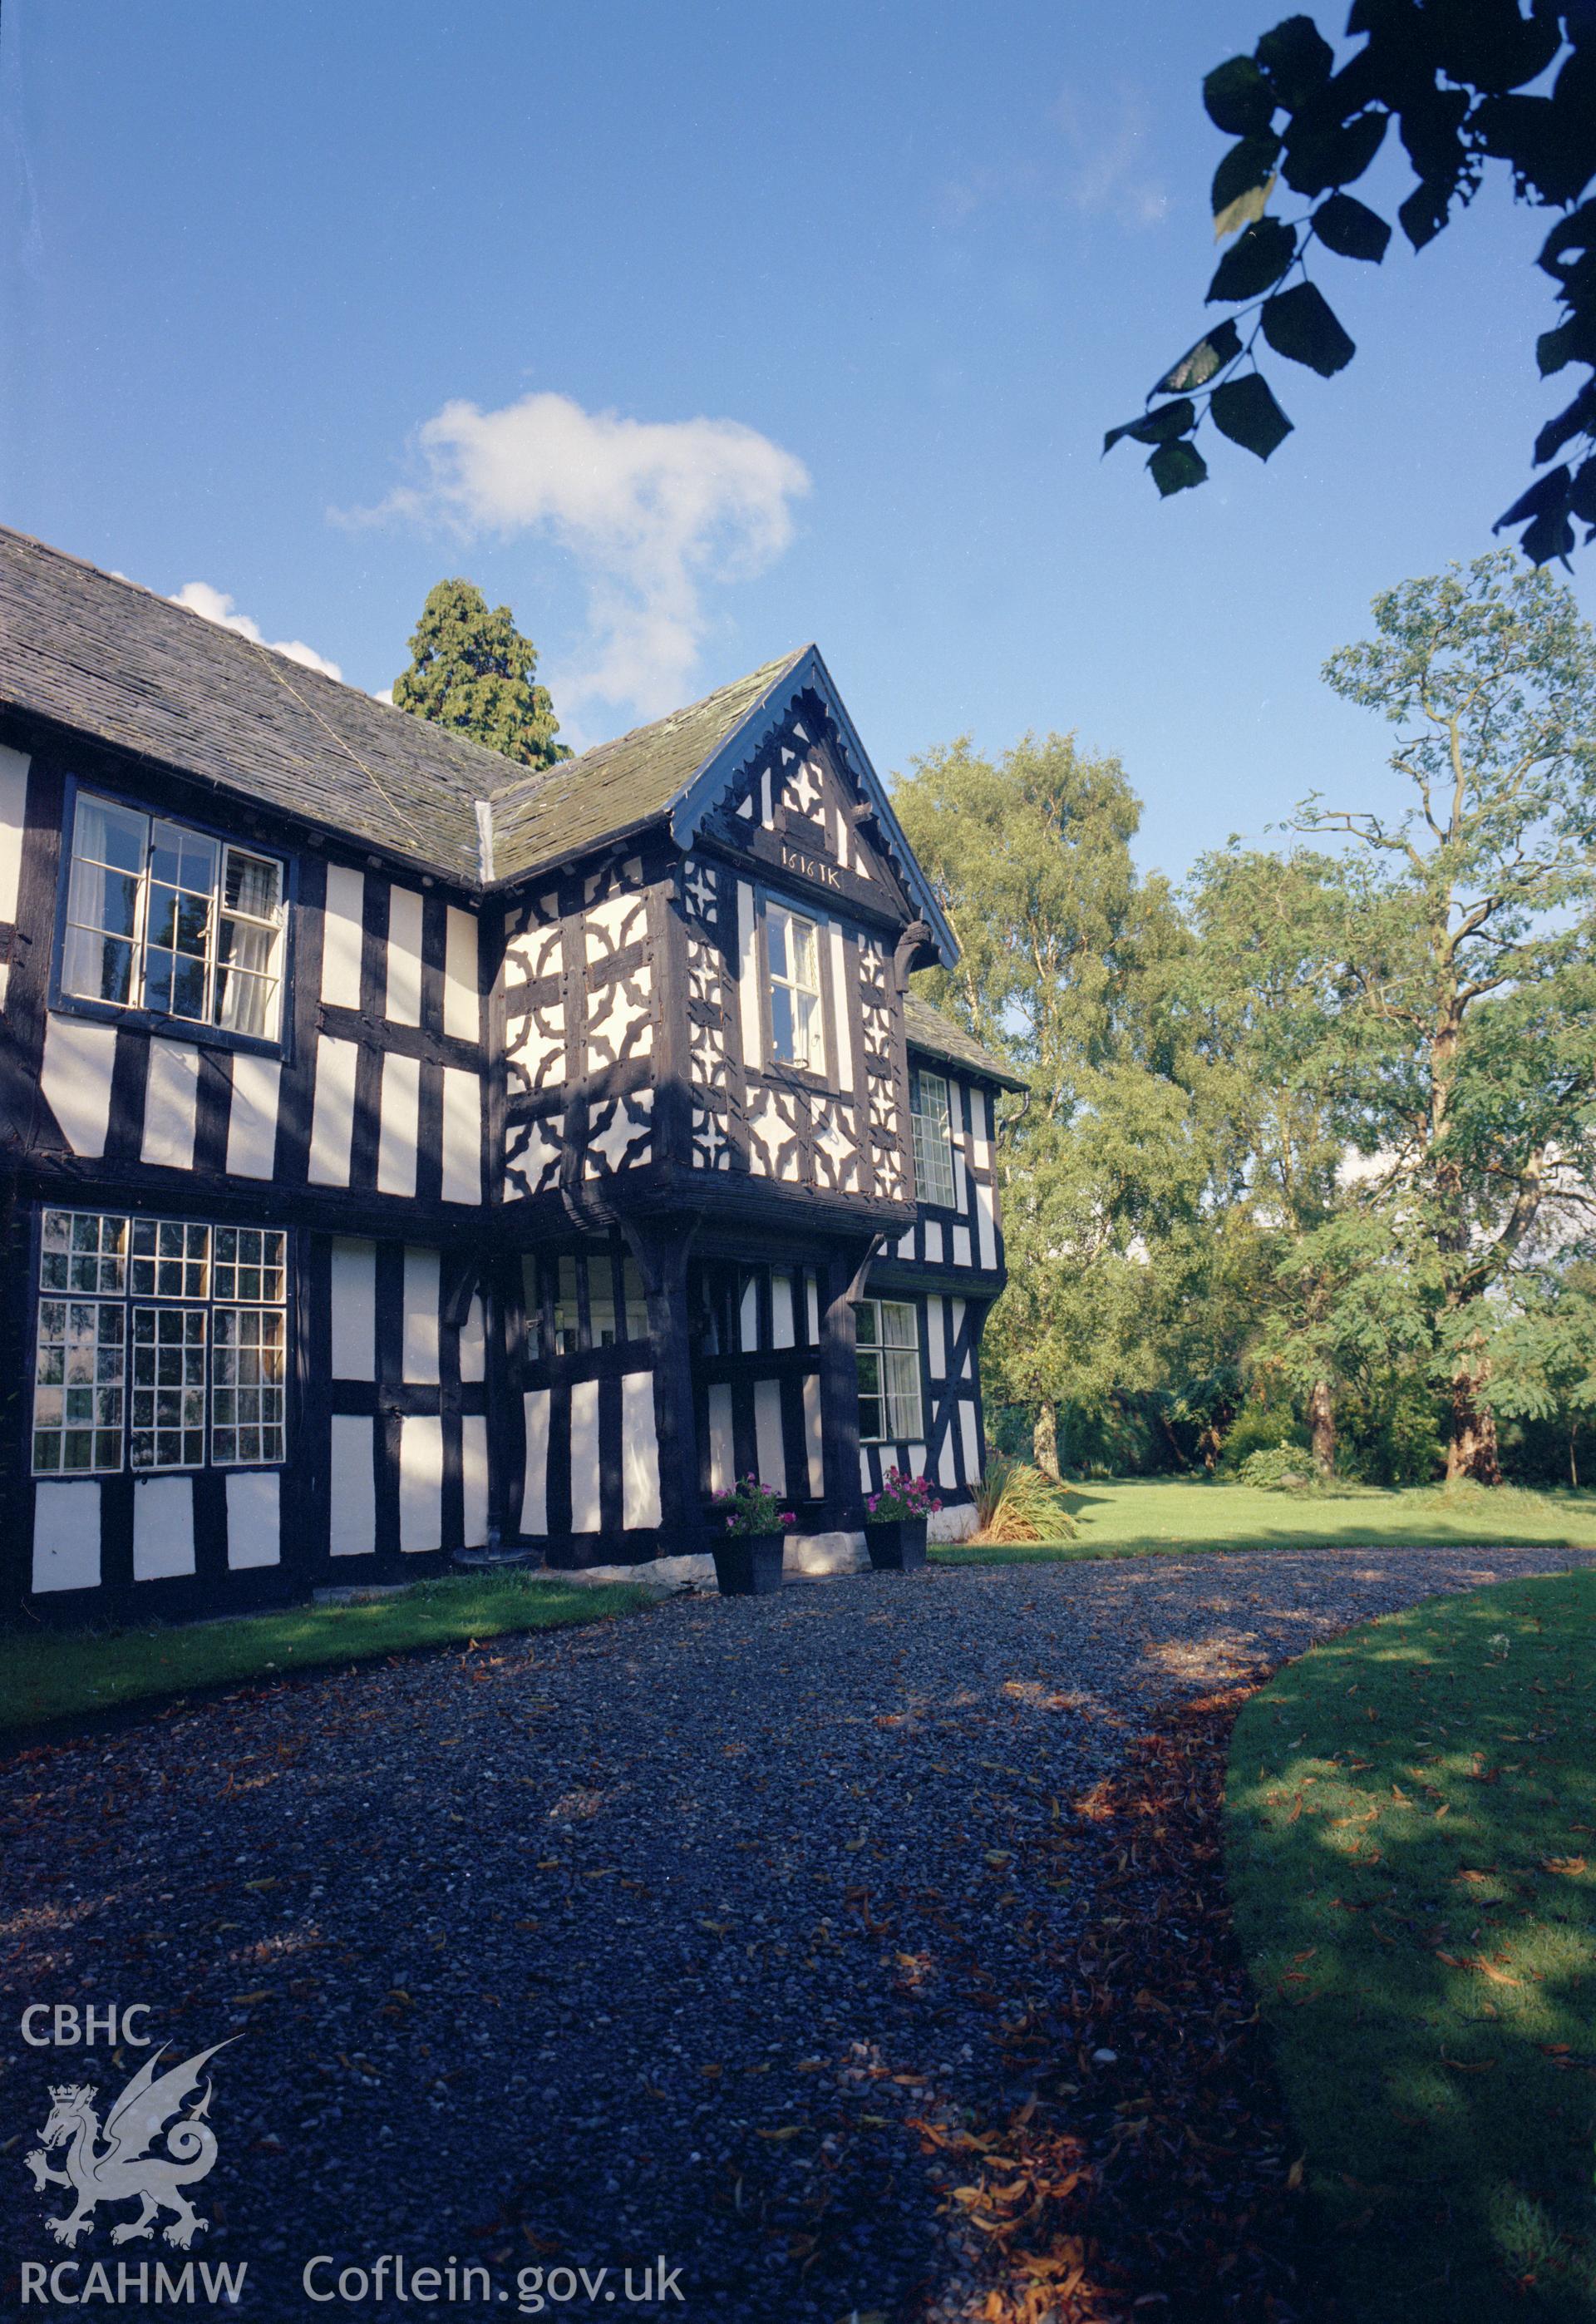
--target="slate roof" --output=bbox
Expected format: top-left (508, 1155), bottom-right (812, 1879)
top-left (0, 530), bottom-right (955, 961)
top-left (904, 992), bottom-right (1027, 1091)
top-left (0, 526), bottom-right (494, 885)
top-left (489, 649), bottom-right (807, 883)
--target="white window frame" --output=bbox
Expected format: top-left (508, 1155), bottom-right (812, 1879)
top-left (31, 1207), bottom-right (288, 1476)
top-left (910, 1068), bottom-right (957, 1208)
top-left (855, 1296), bottom-right (923, 1443)
top-left (765, 898), bottom-right (825, 1073)
top-left (61, 791), bottom-right (287, 1043)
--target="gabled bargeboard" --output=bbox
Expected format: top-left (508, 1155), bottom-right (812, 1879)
top-left (0, 527), bottom-right (1015, 1621)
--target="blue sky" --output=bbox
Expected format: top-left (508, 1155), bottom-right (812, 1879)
top-left (1, 0), bottom-right (1586, 886)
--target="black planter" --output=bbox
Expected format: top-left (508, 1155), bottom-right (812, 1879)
top-left (712, 1532), bottom-right (786, 1596)
top-left (864, 1517), bottom-right (929, 1571)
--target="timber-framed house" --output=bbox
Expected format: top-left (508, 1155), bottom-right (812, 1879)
top-left (0, 529), bottom-right (1019, 1622)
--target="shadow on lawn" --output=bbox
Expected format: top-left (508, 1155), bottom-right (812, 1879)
top-left (1226, 1576), bottom-right (1596, 2319)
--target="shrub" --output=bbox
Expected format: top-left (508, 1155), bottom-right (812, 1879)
top-left (1237, 1444), bottom-right (1318, 1492)
top-left (973, 1456), bottom-right (1077, 1543)
top-left (1217, 1405), bottom-right (1308, 1475)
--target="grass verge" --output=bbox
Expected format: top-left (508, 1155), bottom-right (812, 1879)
top-left (1225, 1566), bottom-right (1596, 2319)
top-left (933, 1475), bottom-right (1596, 1564)
top-left (0, 1572), bottom-right (653, 1738)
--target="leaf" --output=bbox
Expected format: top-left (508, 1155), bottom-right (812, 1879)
top-left (1149, 440), bottom-right (1209, 497)
top-left (1208, 218), bottom-right (1298, 303)
top-left (1257, 15), bottom-right (1335, 111)
top-left (1260, 282), bottom-right (1356, 375)
top-left (1494, 466), bottom-right (1577, 566)
top-left (1204, 53), bottom-right (1275, 136)
top-left (1210, 373), bottom-right (1293, 459)
top-left (1541, 1854), bottom-right (1588, 1876)
top-left (1398, 175), bottom-right (1458, 252)
top-left (1281, 109), bottom-right (1387, 197)
top-left (756, 2124), bottom-right (804, 2141)
top-left (1103, 397), bottom-right (1197, 454)
top-left (1212, 133), bottom-right (1282, 228)
top-left (1311, 191), bottom-right (1392, 262)
top-left (1215, 172), bottom-right (1281, 244)
top-left (1152, 320), bottom-right (1243, 395)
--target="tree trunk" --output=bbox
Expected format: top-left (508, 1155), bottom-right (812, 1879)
top-left (1307, 1379), bottom-right (1337, 1474)
top-left (1445, 1349), bottom-right (1500, 1486)
top-left (1032, 1401), bottom-right (1062, 1481)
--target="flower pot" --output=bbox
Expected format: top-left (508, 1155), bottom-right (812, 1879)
top-left (712, 1532), bottom-right (786, 1596)
top-left (864, 1517), bottom-right (928, 1572)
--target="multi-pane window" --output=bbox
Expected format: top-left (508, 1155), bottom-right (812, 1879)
top-left (766, 902), bottom-right (823, 1069)
top-left (62, 792), bottom-right (286, 1040)
top-left (31, 1209), bottom-right (288, 1475)
top-left (910, 1068), bottom-right (957, 1208)
top-left (524, 1246), bottom-right (651, 1360)
top-left (855, 1297), bottom-right (923, 1443)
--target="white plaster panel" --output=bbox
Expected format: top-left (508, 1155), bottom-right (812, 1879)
top-left (140, 1039), bottom-right (200, 1171)
top-left (461, 1414), bottom-right (490, 1549)
top-left (321, 864), bottom-right (365, 1007)
top-left (441, 1067), bottom-right (481, 1205)
top-left (569, 1377), bottom-right (601, 1532)
top-left (402, 1246), bottom-right (441, 1383)
top-left (377, 1051), bottom-right (421, 1197)
top-left (226, 1053), bottom-right (281, 1179)
top-left (385, 886), bottom-right (425, 1025)
top-left (329, 1414), bottom-right (377, 1555)
top-left (754, 1379), bottom-right (786, 1495)
top-left (707, 1382), bottom-right (733, 1495)
top-left (226, 1470), bottom-right (280, 1569)
top-left (443, 905), bottom-right (480, 1042)
top-left (32, 1480), bottom-right (100, 1592)
top-left (330, 1239), bottom-right (377, 1379)
top-left (398, 1414), bottom-right (444, 1552)
top-left (520, 1389), bottom-right (550, 1536)
top-left (736, 881), bottom-right (761, 1068)
top-left (307, 1035), bottom-right (359, 1186)
top-left (132, 1475), bottom-right (195, 1580)
top-left (41, 1014), bottom-right (117, 1157)
top-left (621, 1371), bottom-right (662, 1530)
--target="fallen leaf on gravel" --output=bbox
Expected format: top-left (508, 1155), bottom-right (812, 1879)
top-left (228, 1990), bottom-right (272, 2006)
top-left (756, 2125), bottom-right (803, 2141)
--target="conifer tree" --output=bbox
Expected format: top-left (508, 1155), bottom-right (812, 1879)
top-left (392, 579), bottom-right (569, 768)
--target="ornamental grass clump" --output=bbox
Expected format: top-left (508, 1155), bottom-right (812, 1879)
top-left (712, 1476), bottom-right (794, 1537)
top-left (972, 1455), bottom-right (1076, 1544)
top-left (866, 1468), bottom-right (942, 1521)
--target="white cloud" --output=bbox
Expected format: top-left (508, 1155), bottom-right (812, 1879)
top-left (170, 581), bottom-right (343, 681)
top-left (352, 390), bottom-right (810, 724)
top-left (1052, 85), bottom-right (1170, 228)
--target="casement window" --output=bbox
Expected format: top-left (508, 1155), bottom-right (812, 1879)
top-left (855, 1296), bottom-right (923, 1443)
top-left (31, 1210), bottom-right (288, 1475)
top-left (910, 1068), bottom-right (957, 1208)
top-left (524, 1246), bottom-right (650, 1360)
top-left (62, 792), bottom-right (287, 1041)
top-left (766, 900), bottom-right (823, 1070)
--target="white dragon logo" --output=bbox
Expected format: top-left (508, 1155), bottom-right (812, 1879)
top-left (26, 2041), bottom-right (233, 2249)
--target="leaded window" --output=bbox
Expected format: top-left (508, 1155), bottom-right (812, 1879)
top-left (910, 1068), bottom-right (956, 1208)
top-left (856, 1297), bottom-right (923, 1443)
top-left (31, 1208), bottom-right (288, 1474)
top-left (766, 901), bottom-right (823, 1069)
top-left (62, 792), bottom-right (286, 1041)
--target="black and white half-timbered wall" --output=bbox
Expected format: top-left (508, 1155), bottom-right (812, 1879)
top-left (0, 527), bottom-right (1019, 1623)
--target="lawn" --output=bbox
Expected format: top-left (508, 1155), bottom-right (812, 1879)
top-left (1226, 1566), bottom-right (1596, 2319)
top-left (932, 1474), bottom-right (1596, 1563)
top-left (0, 1572), bottom-right (652, 1739)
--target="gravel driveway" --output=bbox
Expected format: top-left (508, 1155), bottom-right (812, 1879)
top-left (2, 1546), bottom-right (1587, 2322)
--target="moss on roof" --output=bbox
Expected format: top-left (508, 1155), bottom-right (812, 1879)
top-left (487, 649), bottom-right (807, 883)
